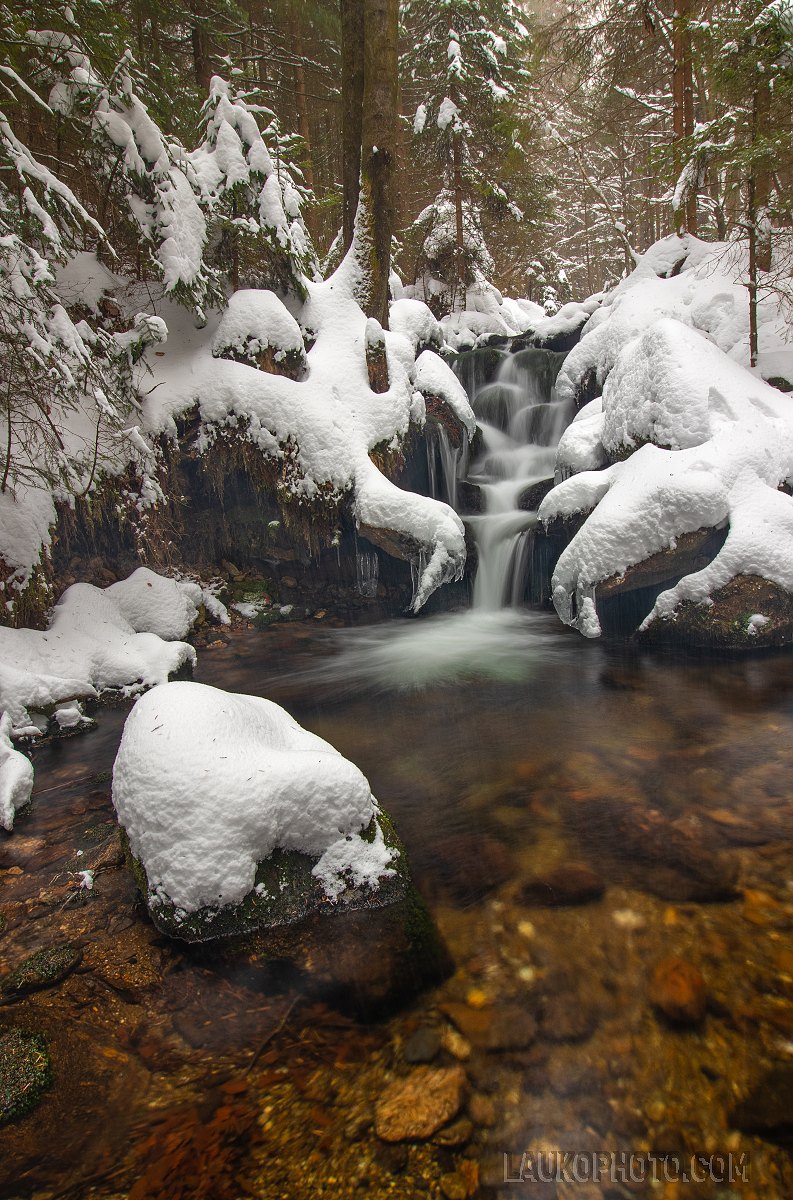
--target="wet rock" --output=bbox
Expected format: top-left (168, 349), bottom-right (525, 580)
top-left (0, 944), bottom-right (82, 999)
top-left (374, 1065), bottom-right (467, 1142)
top-left (640, 573), bottom-right (793, 650)
top-left (469, 1092), bottom-right (497, 1126)
top-left (439, 1170), bottom-right (469, 1199)
top-left (520, 862), bottom-right (605, 907)
top-left (0, 1028), bottom-right (51, 1126)
top-left (433, 833), bottom-right (514, 903)
top-left (433, 1115), bottom-right (473, 1146)
top-left (730, 1065), bottom-right (793, 1151)
top-left (439, 1001), bottom-right (536, 1052)
top-left (404, 1026), bottom-right (441, 1064)
top-left (539, 992), bottom-right (600, 1042)
top-left (373, 1140), bottom-right (409, 1173)
top-left (518, 477), bottom-right (555, 513)
top-left (586, 799), bottom-right (739, 902)
top-left (648, 957), bottom-right (707, 1024)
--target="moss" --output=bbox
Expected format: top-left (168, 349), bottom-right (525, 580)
top-left (1, 944), bottom-right (83, 998)
top-left (0, 1029), bottom-right (52, 1126)
top-left (0, 557), bottom-right (53, 630)
top-left (121, 810), bottom-right (413, 946)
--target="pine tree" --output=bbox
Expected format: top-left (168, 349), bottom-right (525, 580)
top-left (191, 75), bottom-right (319, 296)
top-left (401, 0), bottom-right (530, 308)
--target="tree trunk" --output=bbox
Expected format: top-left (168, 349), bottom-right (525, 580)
top-left (672, 0), bottom-right (696, 234)
top-left (358, 0), bottom-right (399, 327)
top-left (452, 131), bottom-right (465, 311)
top-left (754, 74), bottom-right (772, 273)
top-left (340, 0), bottom-right (365, 253)
top-left (748, 175), bottom-right (759, 369)
top-left (190, 3), bottom-right (212, 93)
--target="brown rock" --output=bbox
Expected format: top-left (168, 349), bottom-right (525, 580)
top-left (520, 862), bottom-right (605, 906)
top-left (648, 957), bottom-right (707, 1024)
top-left (439, 1001), bottom-right (536, 1051)
top-left (540, 993), bottom-right (600, 1042)
top-left (432, 833), bottom-right (514, 903)
top-left (374, 1065), bottom-right (467, 1142)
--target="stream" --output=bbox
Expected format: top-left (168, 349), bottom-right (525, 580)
top-left (1, 348), bottom-right (793, 1199)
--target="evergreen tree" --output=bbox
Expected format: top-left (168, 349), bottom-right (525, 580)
top-left (401, 0), bottom-right (531, 308)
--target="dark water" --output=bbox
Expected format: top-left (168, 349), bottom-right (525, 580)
top-left (2, 613), bottom-right (793, 1198)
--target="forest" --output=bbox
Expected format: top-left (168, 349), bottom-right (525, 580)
top-left (2, 2), bottom-right (793, 1199)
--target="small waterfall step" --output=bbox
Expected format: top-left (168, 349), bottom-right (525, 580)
top-left (458, 346), bottom-right (569, 612)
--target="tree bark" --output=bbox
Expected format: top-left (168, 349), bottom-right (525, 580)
top-left (358, 0), bottom-right (399, 327)
top-left (340, 0), bottom-right (365, 253)
top-left (452, 131), bottom-right (465, 310)
top-left (672, 0), bottom-right (696, 234)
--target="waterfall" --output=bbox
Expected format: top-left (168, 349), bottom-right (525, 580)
top-left (462, 347), bottom-right (570, 611)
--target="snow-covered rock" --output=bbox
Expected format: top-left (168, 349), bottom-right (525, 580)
top-left (389, 298), bottom-right (443, 352)
top-left (0, 712), bottom-right (33, 831)
top-left (111, 680), bottom-right (451, 1017)
top-left (211, 288), bottom-right (306, 376)
top-left (541, 236), bottom-right (793, 641)
top-left (112, 680), bottom-right (397, 918)
top-left (144, 246), bottom-right (468, 612)
top-left (0, 569), bottom-right (198, 737)
top-left (414, 350), bottom-right (476, 439)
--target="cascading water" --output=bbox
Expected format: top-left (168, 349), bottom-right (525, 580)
top-left (303, 344), bottom-right (574, 690)
top-left (463, 347), bottom-right (569, 610)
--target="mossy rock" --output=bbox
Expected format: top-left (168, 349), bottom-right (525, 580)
top-left (639, 575), bottom-right (793, 650)
top-left (0, 944), bottom-right (83, 999)
top-left (121, 811), bottom-right (451, 1017)
top-left (0, 1029), bottom-right (52, 1125)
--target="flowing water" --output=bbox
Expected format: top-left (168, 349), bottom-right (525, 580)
top-left (2, 349), bottom-right (793, 1199)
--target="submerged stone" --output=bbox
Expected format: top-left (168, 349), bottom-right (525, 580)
top-left (374, 1065), bottom-right (467, 1142)
top-left (648, 957), bottom-right (707, 1025)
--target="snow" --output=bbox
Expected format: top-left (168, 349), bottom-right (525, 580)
top-left (212, 289), bottom-right (304, 360)
top-left (0, 569), bottom-right (198, 737)
top-left (142, 243), bottom-right (468, 610)
top-left (414, 349), bottom-right (476, 436)
top-left (0, 712), bottom-right (34, 831)
top-left (54, 251), bottom-right (123, 311)
top-left (112, 680), bottom-right (396, 913)
top-left (437, 97), bottom-right (461, 131)
top-left (540, 236), bottom-right (793, 637)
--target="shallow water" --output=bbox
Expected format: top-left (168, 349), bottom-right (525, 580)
top-left (2, 614), bottom-right (793, 1198)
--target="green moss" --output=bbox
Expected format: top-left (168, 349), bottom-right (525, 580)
top-left (1, 944), bottom-right (82, 998)
top-left (0, 1029), bottom-right (52, 1126)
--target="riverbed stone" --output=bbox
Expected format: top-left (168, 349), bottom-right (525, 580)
top-left (404, 1026), bottom-right (441, 1064)
top-left (729, 1065), bottom-right (793, 1151)
top-left (648, 956), bottom-right (707, 1024)
top-left (520, 862), bottom-right (605, 907)
top-left (0, 1028), bottom-right (52, 1125)
top-left (0, 944), bottom-right (82, 999)
top-left (374, 1065), bottom-right (467, 1142)
top-left (439, 1001), bottom-right (537, 1052)
top-left (433, 833), bottom-right (514, 903)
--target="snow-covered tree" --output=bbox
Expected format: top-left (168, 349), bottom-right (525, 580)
top-left (401, 0), bottom-right (530, 308)
top-left (191, 76), bottom-right (319, 297)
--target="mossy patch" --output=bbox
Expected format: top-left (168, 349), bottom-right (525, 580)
top-left (121, 812), bottom-right (410, 945)
top-left (0, 1029), bottom-right (52, 1125)
top-left (0, 944), bottom-right (83, 999)
top-left (640, 574), bottom-right (793, 650)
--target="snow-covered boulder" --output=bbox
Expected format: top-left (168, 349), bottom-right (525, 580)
top-left (113, 681), bottom-right (449, 1012)
top-left (414, 350), bottom-right (476, 444)
top-left (212, 288), bottom-right (306, 378)
top-left (0, 569), bottom-right (199, 737)
top-left (389, 298), bottom-right (443, 353)
top-left (540, 237), bottom-right (793, 644)
top-left (0, 713), bottom-right (33, 831)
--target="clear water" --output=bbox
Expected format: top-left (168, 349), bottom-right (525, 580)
top-left (2, 350), bottom-right (793, 1198)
